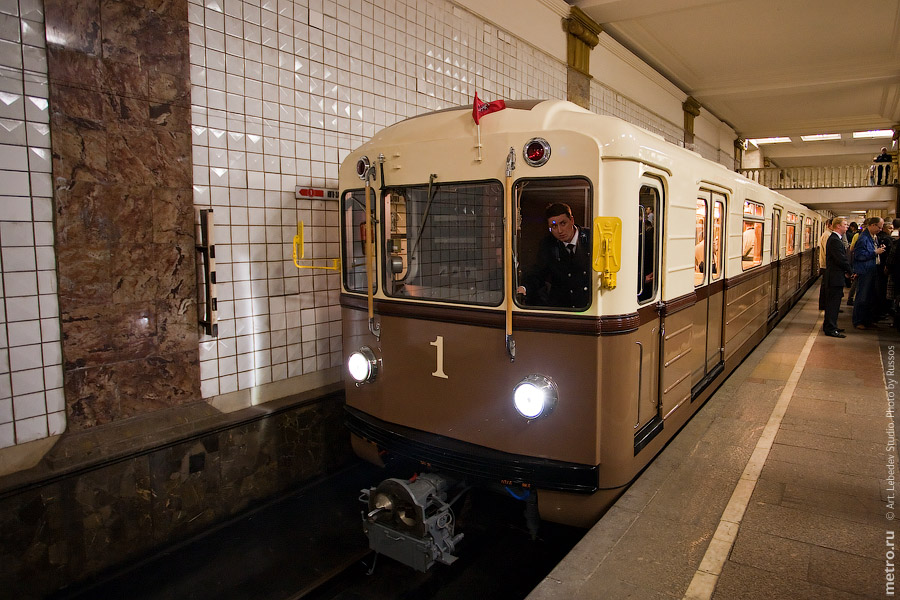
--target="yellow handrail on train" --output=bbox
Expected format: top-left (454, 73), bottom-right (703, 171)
top-left (292, 221), bottom-right (340, 271)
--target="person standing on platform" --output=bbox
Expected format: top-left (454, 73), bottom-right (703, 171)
top-left (852, 217), bottom-right (886, 330)
top-left (823, 217), bottom-right (852, 338)
top-left (875, 147), bottom-right (892, 185)
top-left (818, 218), bottom-right (833, 310)
top-left (847, 222), bottom-right (860, 305)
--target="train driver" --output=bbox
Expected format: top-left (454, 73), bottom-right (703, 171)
top-left (517, 203), bottom-right (592, 308)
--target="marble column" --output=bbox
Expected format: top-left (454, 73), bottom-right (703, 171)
top-left (44, 0), bottom-right (200, 429)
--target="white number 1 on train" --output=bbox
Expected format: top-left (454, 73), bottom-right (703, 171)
top-left (430, 336), bottom-right (449, 379)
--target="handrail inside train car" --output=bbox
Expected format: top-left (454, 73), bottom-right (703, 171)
top-left (337, 99), bottom-right (823, 572)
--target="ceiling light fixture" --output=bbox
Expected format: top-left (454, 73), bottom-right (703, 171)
top-left (748, 137), bottom-right (791, 146)
top-left (852, 130), bottom-right (893, 139)
top-left (800, 133), bottom-right (841, 142)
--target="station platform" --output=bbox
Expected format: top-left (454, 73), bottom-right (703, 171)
top-left (529, 284), bottom-right (898, 600)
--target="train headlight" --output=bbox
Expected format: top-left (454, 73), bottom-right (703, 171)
top-left (513, 374), bottom-right (558, 419)
top-left (523, 138), bottom-right (551, 167)
top-left (348, 346), bottom-right (378, 384)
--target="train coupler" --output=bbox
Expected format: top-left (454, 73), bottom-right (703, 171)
top-left (360, 473), bottom-right (464, 572)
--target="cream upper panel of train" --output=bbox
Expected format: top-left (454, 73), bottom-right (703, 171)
top-left (338, 99), bottom-right (820, 317)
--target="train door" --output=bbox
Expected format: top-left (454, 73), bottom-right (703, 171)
top-left (690, 191), bottom-right (726, 396)
top-left (706, 195), bottom-right (726, 374)
top-left (768, 208), bottom-right (782, 318)
top-left (634, 179), bottom-right (662, 453)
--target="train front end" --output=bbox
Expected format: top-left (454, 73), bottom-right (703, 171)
top-left (338, 100), bottom-right (635, 568)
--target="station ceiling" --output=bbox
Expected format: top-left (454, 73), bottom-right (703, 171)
top-left (567, 0), bottom-right (900, 170)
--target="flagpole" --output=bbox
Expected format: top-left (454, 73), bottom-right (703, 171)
top-left (476, 123), bottom-right (483, 162)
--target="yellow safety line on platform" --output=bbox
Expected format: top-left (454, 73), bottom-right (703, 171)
top-left (682, 309), bottom-right (823, 600)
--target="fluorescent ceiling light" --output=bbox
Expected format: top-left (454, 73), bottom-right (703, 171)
top-left (748, 137), bottom-right (791, 146)
top-left (800, 133), bottom-right (841, 142)
top-left (852, 129), bottom-right (893, 139)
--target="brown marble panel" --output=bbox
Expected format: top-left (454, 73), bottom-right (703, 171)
top-left (50, 113), bottom-right (107, 184)
top-left (116, 351), bottom-right (199, 417)
top-left (65, 366), bottom-right (121, 427)
top-left (48, 83), bottom-right (103, 122)
top-left (148, 436), bottom-right (222, 542)
top-left (111, 244), bottom-right (164, 303)
top-left (44, 0), bottom-right (101, 56)
top-left (218, 421), bottom-right (280, 514)
top-left (152, 187), bottom-right (195, 247)
top-left (56, 244), bottom-right (112, 304)
top-left (150, 102), bottom-right (190, 131)
top-left (156, 298), bottom-right (199, 355)
top-left (102, 93), bottom-right (149, 128)
top-left (61, 303), bottom-right (157, 369)
top-left (106, 126), bottom-right (160, 186)
top-left (47, 47), bottom-right (103, 91)
top-left (154, 129), bottom-right (192, 182)
top-left (132, 0), bottom-right (188, 20)
top-left (149, 70), bottom-right (190, 106)
top-left (55, 183), bottom-right (153, 248)
top-left (73, 456), bottom-right (153, 573)
top-left (100, 58), bottom-right (149, 99)
top-left (100, 1), bottom-right (188, 76)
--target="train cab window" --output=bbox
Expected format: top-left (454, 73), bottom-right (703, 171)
top-left (785, 212), bottom-right (797, 256)
top-left (742, 200), bottom-right (764, 270)
top-left (514, 178), bottom-right (592, 310)
top-left (638, 184), bottom-right (660, 303)
top-left (694, 199), bottom-right (707, 286)
top-left (341, 189), bottom-right (372, 293)
top-left (381, 181), bottom-right (504, 305)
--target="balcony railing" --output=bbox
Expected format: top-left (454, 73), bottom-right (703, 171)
top-left (739, 160), bottom-right (898, 190)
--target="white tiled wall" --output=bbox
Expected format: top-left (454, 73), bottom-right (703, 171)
top-left (590, 79), bottom-right (685, 149)
top-left (590, 78), bottom-right (734, 168)
top-left (0, 0), bottom-right (64, 448)
top-left (188, 0), bottom-right (567, 400)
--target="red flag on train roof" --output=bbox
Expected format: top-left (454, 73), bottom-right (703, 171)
top-left (472, 92), bottom-right (506, 124)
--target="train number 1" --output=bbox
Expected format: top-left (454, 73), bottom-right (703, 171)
top-left (430, 336), bottom-right (449, 379)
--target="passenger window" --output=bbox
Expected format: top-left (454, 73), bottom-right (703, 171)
top-left (638, 184), bottom-right (660, 303)
top-left (711, 198), bottom-right (724, 281)
top-left (514, 178), bottom-right (592, 310)
top-left (742, 200), bottom-right (764, 270)
top-left (786, 212), bottom-right (797, 256)
top-left (804, 217), bottom-right (812, 250)
top-left (695, 198), bottom-right (707, 286)
top-left (342, 189), bottom-right (372, 293)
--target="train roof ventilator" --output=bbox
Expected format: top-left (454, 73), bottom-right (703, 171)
top-left (360, 473), bottom-right (464, 572)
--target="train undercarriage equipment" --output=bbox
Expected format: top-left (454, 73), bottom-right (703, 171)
top-left (360, 473), bottom-right (465, 572)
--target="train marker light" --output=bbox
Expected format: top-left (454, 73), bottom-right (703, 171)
top-left (513, 374), bottom-right (558, 419)
top-left (356, 156), bottom-right (371, 180)
top-left (523, 138), bottom-right (551, 167)
top-left (348, 346), bottom-right (378, 384)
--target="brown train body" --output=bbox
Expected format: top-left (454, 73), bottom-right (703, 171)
top-left (339, 100), bottom-right (821, 529)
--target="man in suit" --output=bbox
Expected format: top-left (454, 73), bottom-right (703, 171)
top-left (520, 203), bottom-right (592, 308)
top-left (818, 217), bottom-right (833, 310)
top-left (823, 217), bottom-right (852, 338)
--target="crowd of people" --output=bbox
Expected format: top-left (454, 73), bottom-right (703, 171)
top-left (820, 215), bottom-right (900, 338)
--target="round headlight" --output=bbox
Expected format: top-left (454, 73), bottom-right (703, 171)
top-left (348, 346), bottom-right (378, 383)
top-left (523, 138), bottom-right (551, 167)
top-left (513, 374), bottom-right (558, 419)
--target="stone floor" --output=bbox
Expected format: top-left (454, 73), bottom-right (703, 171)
top-left (529, 284), bottom-right (899, 600)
